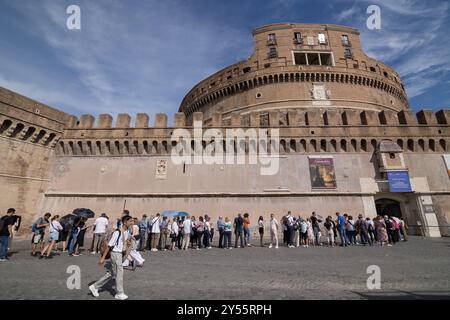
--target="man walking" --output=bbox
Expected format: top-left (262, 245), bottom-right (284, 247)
top-left (0, 208), bottom-right (16, 261)
top-left (89, 215), bottom-right (133, 300)
top-left (286, 211), bottom-right (295, 248)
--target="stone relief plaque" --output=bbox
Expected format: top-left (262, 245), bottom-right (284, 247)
top-left (155, 159), bottom-right (168, 180)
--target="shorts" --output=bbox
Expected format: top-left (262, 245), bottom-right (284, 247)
top-left (60, 231), bottom-right (69, 241)
top-left (300, 232), bottom-right (307, 240)
top-left (49, 231), bottom-right (59, 242)
top-left (32, 233), bottom-right (44, 244)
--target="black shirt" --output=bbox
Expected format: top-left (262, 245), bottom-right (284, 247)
top-left (0, 216), bottom-right (15, 236)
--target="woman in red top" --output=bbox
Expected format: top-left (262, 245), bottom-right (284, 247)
top-left (243, 213), bottom-right (252, 247)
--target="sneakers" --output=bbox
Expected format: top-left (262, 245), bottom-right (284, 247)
top-left (115, 294), bottom-right (128, 300)
top-left (269, 245), bottom-right (273, 248)
top-left (91, 251), bottom-right (97, 255)
top-left (275, 246), bottom-right (279, 249)
top-left (89, 285), bottom-right (99, 297)
top-left (0, 259), bottom-right (6, 262)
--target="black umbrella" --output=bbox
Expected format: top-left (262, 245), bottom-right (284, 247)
top-left (72, 208), bottom-right (95, 219)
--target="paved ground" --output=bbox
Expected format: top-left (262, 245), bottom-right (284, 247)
top-left (1, 236), bottom-right (450, 300)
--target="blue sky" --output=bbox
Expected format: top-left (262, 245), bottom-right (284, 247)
top-left (0, 0), bottom-right (449, 123)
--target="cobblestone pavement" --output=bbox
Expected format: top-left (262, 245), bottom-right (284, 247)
top-left (1, 236), bottom-right (450, 300)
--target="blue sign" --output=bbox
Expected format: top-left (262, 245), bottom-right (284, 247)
top-left (387, 171), bottom-right (412, 193)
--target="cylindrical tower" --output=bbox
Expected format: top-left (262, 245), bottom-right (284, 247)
top-left (179, 23), bottom-right (409, 125)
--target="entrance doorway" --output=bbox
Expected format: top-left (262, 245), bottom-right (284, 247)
top-left (375, 198), bottom-right (403, 219)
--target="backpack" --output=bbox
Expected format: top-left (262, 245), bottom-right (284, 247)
top-left (100, 229), bottom-right (122, 260)
top-left (392, 219), bottom-right (400, 230)
top-left (31, 223), bottom-right (37, 233)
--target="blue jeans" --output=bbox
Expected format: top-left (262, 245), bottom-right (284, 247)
top-left (225, 231), bottom-right (232, 249)
top-left (0, 236), bottom-right (9, 259)
top-left (68, 228), bottom-right (79, 255)
top-left (339, 228), bottom-right (348, 246)
top-left (244, 228), bottom-right (250, 246)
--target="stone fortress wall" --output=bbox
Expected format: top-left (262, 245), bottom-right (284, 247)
top-left (0, 23), bottom-right (449, 237)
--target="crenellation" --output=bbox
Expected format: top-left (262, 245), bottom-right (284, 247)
top-left (287, 110), bottom-right (300, 126)
top-left (192, 112), bottom-right (203, 124)
top-left (323, 110), bottom-right (342, 126)
top-left (436, 110), bottom-right (450, 125)
top-left (398, 110), bottom-right (417, 125)
top-left (155, 113), bottom-right (168, 128)
top-left (305, 110), bottom-right (323, 126)
top-left (79, 114), bottom-right (95, 129)
top-left (361, 110), bottom-right (379, 126)
top-left (379, 110), bottom-right (398, 125)
top-left (269, 111), bottom-right (280, 127)
top-left (250, 112), bottom-right (260, 127)
top-left (136, 113), bottom-right (149, 128)
top-left (231, 112), bottom-right (241, 127)
top-left (342, 110), bottom-right (360, 126)
top-left (173, 112), bottom-right (186, 127)
top-left (98, 114), bottom-right (113, 129)
top-left (116, 113), bottom-right (131, 128)
top-left (416, 109), bottom-right (437, 125)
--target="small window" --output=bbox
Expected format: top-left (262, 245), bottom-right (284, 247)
top-left (294, 32), bottom-right (302, 44)
top-left (268, 47), bottom-right (277, 58)
top-left (318, 33), bottom-right (327, 44)
top-left (307, 53), bottom-right (320, 65)
top-left (342, 35), bottom-right (350, 46)
top-left (383, 71), bottom-right (389, 77)
top-left (243, 67), bottom-right (251, 73)
top-left (344, 48), bottom-right (353, 59)
top-left (267, 33), bottom-right (277, 45)
top-left (370, 66), bottom-right (376, 72)
top-left (389, 153), bottom-right (396, 159)
top-left (264, 63), bottom-right (271, 68)
top-left (227, 75), bottom-right (232, 80)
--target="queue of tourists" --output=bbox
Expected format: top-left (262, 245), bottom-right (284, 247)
top-left (1, 208), bottom-right (408, 263)
top-left (0, 207), bottom-right (409, 299)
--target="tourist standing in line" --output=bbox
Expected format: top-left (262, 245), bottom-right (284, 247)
top-left (391, 216), bottom-right (401, 244)
top-left (40, 215), bottom-right (63, 259)
top-left (375, 216), bottom-right (390, 246)
top-left (196, 216), bottom-right (205, 249)
top-left (170, 218), bottom-right (179, 251)
top-left (217, 216), bottom-right (225, 248)
top-left (0, 208), bottom-right (16, 262)
top-left (74, 217), bottom-right (91, 256)
top-left (243, 213), bottom-right (252, 247)
top-left (310, 212), bottom-right (322, 246)
top-left (177, 217), bottom-right (183, 250)
top-left (366, 217), bottom-right (375, 243)
top-left (204, 216), bottom-right (212, 249)
top-left (182, 216), bottom-right (191, 250)
top-left (234, 214), bottom-right (244, 248)
top-left (138, 214), bottom-right (148, 251)
top-left (224, 217), bottom-right (233, 249)
top-left (306, 218), bottom-right (314, 246)
top-left (91, 213), bottom-right (109, 254)
top-left (384, 215), bottom-right (395, 245)
top-left (281, 216), bottom-right (288, 246)
top-left (209, 218), bottom-right (215, 245)
top-left (89, 215), bottom-right (133, 300)
top-left (149, 213), bottom-right (161, 252)
top-left (299, 218), bottom-right (308, 247)
top-left (355, 214), bottom-right (372, 246)
top-left (258, 216), bottom-right (265, 247)
top-left (159, 216), bottom-right (168, 251)
top-left (32, 213), bottom-right (51, 257)
top-left (292, 217), bottom-right (299, 247)
top-left (269, 213), bottom-right (279, 249)
top-left (190, 216), bottom-right (197, 249)
top-left (286, 211), bottom-right (295, 248)
top-left (336, 212), bottom-right (348, 247)
top-left (324, 216), bottom-right (335, 247)
top-left (346, 215), bottom-right (357, 245)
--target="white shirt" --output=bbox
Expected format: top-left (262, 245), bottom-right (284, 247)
top-left (94, 217), bottom-right (109, 234)
top-left (151, 217), bottom-right (161, 233)
top-left (205, 221), bottom-right (211, 232)
top-left (171, 221), bottom-right (179, 235)
top-left (183, 219), bottom-right (192, 234)
top-left (109, 229), bottom-right (129, 253)
top-left (270, 218), bottom-right (279, 231)
top-left (49, 221), bottom-right (63, 233)
top-left (287, 215), bottom-right (294, 226)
